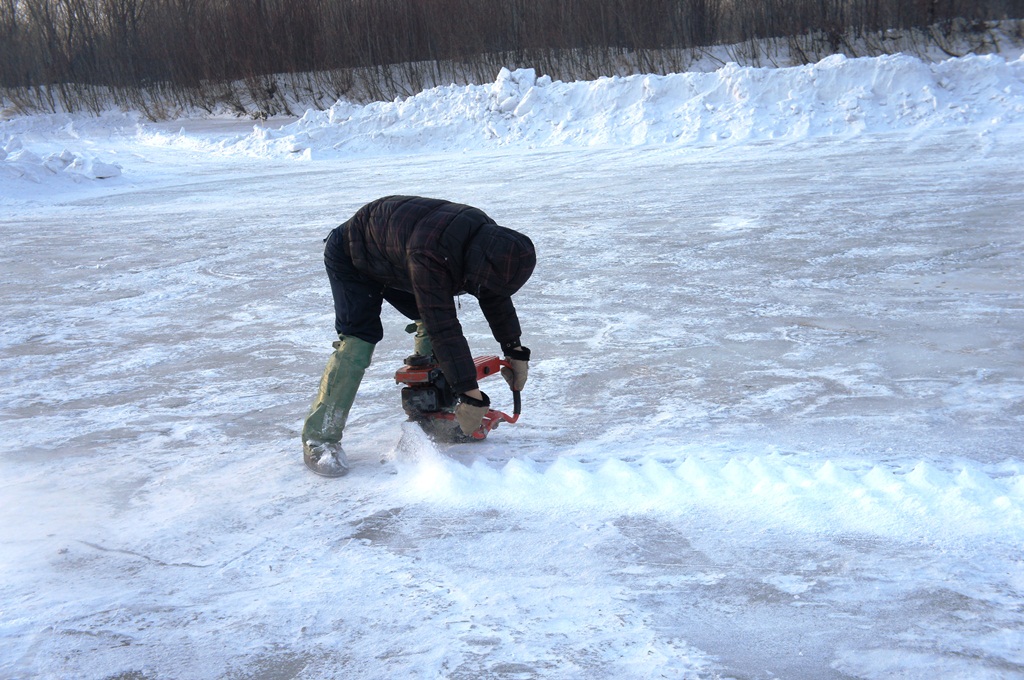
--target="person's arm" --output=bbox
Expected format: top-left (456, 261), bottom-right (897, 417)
top-left (477, 289), bottom-right (523, 353)
top-left (477, 290), bottom-right (531, 392)
top-left (408, 250), bottom-right (479, 395)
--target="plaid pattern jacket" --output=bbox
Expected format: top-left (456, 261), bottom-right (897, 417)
top-left (341, 196), bottom-right (535, 394)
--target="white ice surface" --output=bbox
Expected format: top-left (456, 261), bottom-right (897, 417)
top-left (1, 54), bottom-right (1023, 679)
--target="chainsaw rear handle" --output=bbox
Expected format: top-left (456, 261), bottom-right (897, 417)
top-left (475, 405), bottom-right (518, 439)
top-left (473, 356), bottom-right (523, 414)
top-left (473, 388), bottom-right (520, 440)
top-left (471, 357), bottom-right (522, 439)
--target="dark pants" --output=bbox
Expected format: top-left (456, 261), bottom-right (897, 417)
top-left (324, 226), bottom-right (419, 343)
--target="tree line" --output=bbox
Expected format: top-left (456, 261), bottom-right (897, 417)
top-left (2, 0), bottom-right (1022, 118)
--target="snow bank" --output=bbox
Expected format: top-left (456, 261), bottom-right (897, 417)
top-left (4, 52), bottom-right (1023, 185)
top-left (195, 53), bottom-right (1024, 158)
top-left (1, 135), bottom-right (121, 183)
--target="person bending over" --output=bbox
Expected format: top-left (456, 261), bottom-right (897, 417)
top-left (302, 195), bottom-right (536, 477)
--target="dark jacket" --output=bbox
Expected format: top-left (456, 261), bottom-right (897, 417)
top-left (341, 196), bottom-right (535, 394)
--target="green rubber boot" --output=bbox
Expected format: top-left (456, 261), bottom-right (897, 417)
top-left (302, 335), bottom-right (375, 477)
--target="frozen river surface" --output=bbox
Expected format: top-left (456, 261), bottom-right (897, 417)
top-left (2, 121), bottom-right (1023, 678)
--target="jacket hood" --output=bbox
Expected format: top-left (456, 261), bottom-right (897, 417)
top-left (464, 224), bottom-right (536, 297)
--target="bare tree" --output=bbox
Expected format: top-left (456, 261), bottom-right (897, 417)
top-left (3, 0), bottom-right (1023, 116)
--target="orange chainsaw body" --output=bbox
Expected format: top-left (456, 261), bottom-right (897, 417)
top-left (395, 355), bottom-right (521, 439)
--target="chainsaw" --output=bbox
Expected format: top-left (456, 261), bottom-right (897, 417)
top-left (394, 355), bottom-right (521, 440)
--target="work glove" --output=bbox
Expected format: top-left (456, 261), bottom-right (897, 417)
top-left (501, 346), bottom-right (531, 391)
top-left (455, 392), bottom-right (490, 436)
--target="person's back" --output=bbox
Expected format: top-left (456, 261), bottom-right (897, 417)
top-left (343, 195), bottom-right (497, 292)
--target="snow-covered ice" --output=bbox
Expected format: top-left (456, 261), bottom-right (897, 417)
top-left (2, 54), bottom-right (1023, 678)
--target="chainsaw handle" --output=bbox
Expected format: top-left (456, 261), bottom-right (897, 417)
top-left (474, 407), bottom-right (518, 439)
top-left (484, 356), bottom-right (522, 415)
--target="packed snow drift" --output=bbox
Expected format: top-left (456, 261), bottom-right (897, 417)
top-left (3, 52), bottom-right (1024, 188)
top-left (1, 51), bottom-right (1023, 679)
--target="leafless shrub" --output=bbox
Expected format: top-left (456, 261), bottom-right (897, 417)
top-left (2, 0), bottom-right (1023, 117)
